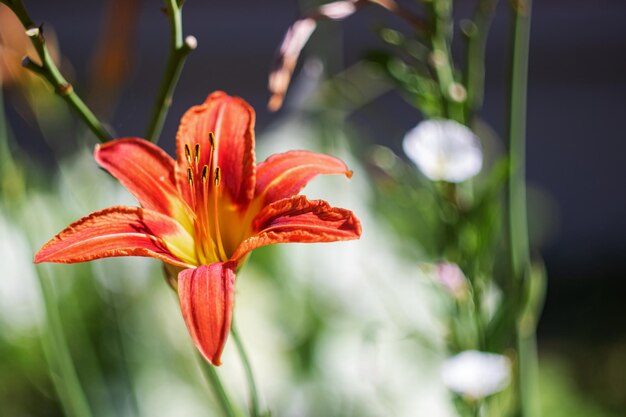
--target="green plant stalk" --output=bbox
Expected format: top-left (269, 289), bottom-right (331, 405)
top-left (517, 323), bottom-right (540, 417)
top-left (464, 0), bottom-right (499, 121)
top-left (427, 0), bottom-right (464, 123)
top-left (198, 354), bottom-right (240, 417)
top-left (144, 0), bottom-right (195, 143)
top-left (104, 284), bottom-right (140, 417)
top-left (506, 2), bottom-right (531, 280)
top-left (60, 271), bottom-right (118, 417)
top-left (505, 1), bottom-right (536, 416)
top-left (0, 92), bottom-right (24, 206)
top-left (2, 87), bottom-right (92, 417)
top-left (35, 265), bottom-right (94, 417)
top-left (5, 0), bottom-right (113, 142)
top-left (231, 319), bottom-right (261, 417)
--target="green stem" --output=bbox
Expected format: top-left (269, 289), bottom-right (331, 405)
top-left (144, 0), bottom-right (196, 143)
top-left (105, 287), bottom-right (140, 417)
top-left (1, 90), bottom-right (96, 417)
top-left (0, 92), bottom-right (22, 206)
top-left (506, 0), bottom-right (531, 288)
top-left (34, 265), bottom-right (94, 417)
top-left (427, 0), bottom-right (464, 123)
top-left (198, 354), bottom-right (239, 417)
top-left (517, 324), bottom-right (540, 417)
top-left (505, 1), bottom-right (535, 416)
top-left (463, 0), bottom-right (499, 122)
top-left (231, 319), bottom-right (261, 417)
top-left (5, 0), bottom-right (113, 142)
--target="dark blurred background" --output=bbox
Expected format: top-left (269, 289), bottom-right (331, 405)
top-left (3, 0), bottom-right (626, 412)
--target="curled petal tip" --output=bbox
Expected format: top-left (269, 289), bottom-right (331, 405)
top-left (33, 252), bottom-right (45, 264)
top-left (268, 94), bottom-right (284, 112)
top-left (345, 169), bottom-right (353, 179)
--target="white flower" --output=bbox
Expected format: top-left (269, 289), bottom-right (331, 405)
top-left (441, 350), bottom-right (511, 400)
top-left (402, 119), bottom-right (483, 183)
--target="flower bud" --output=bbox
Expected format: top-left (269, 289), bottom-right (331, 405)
top-left (441, 350), bottom-right (511, 400)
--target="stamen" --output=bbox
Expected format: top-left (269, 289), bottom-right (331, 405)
top-left (194, 143), bottom-right (200, 166)
top-left (209, 132), bottom-right (215, 148)
top-left (214, 167), bottom-right (220, 186)
top-left (187, 168), bottom-right (193, 185)
top-left (184, 144), bottom-right (192, 165)
top-left (199, 163), bottom-right (220, 263)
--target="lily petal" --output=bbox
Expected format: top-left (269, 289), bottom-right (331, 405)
top-left (232, 195), bottom-right (361, 261)
top-left (34, 206), bottom-right (195, 268)
top-left (95, 138), bottom-right (188, 220)
top-left (178, 262), bottom-right (236, 366)
top-left (255, 150), bottom-right (352, 204)
top-left (176, 91), bottom-right (256, 206)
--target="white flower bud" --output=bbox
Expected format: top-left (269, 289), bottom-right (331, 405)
top-left (441, 350), bottom-right (511, 400)
top-left (436, 262), bottom-right (468, 299)
top-left (184, 35), bottom-right (198, 50)
top-left (402, 119), bottom-right (483, 183)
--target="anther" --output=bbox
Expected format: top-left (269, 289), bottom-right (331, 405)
top-left (184, 144), bottom-right (192, 165)
top-left (214, 167), bottom-right (220, 186)
top-left (187, 168), bottom-right (193, 185)
top-left (209, 132), bottom-right (215, 148)
top-left (201, 165), bottom-right (209, 183)
top-left (194, 143), bottom-right (200, 165)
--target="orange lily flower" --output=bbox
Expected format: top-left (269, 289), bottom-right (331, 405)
top-left (34, 91), bottom-right (361, 365)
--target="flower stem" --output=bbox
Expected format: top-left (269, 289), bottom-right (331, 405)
top-left (231, 319), bottom-right (261, 417)
top-left (35, 265), bottom-right (94, 417)
top-left (144, 0), bottom-right (196, 143)
top-left (463, 0), bottom-right (499, 122)
top-left (2, 87), bottom-right (91, 415)
top-left (3, 0), bottom-right (113, 142)
top-left (426, 0), bottom-right (464, 124)
top-left (104, 286), bottom-right (140, 417)
top-left (506, 1), bottom-right (531, 279)
top-left (197, 354), bottom-right (239, 417)
top-left (505, 1), bottom-right (537, 416)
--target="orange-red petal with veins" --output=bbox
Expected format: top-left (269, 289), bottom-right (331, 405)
top-left (231, 195), bottom-right (361, 261)
top-left (175, 91), bottom-right (256, 206)
top-left (95, 138), bottom-right (185, 218)
top-left (34, 206), bottom-right (194, 268)
top-left (178, 262), bottom-right (236, 366)
top-left (255, 150), bottom-right (352, 205)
